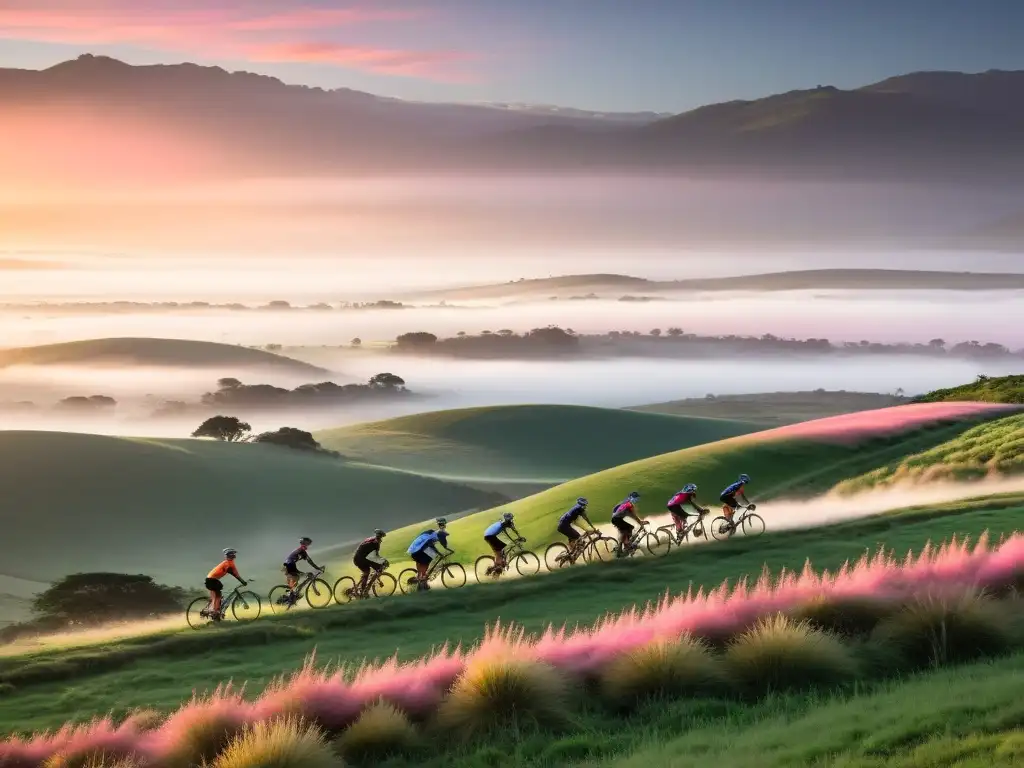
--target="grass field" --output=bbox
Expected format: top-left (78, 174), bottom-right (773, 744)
top-left (316, 405), bottom-right (756, 483)
top-left (836, 413), bottom-right (1024, 493)
top-left (632, 390), bottom-right (910, 426)
top-left (915, 373), bottom-right (1024, 405)
top-left (1, 492), bottom-right (1021, 734)
top-left (0, 432), bottom-right (503, 606)
top-left (0, 337), bottom-right (327, 374)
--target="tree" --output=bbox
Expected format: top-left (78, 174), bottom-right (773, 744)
top-left (33, 573), bottom-right (187, 625)
top-left (395, 332), bottom-right (438, 348)
top-left (56, 395), bottom-right (116, 410)
top-left (496, 329), bottom-right (515, 337)
top-left (667, 327), bottom-right (684, 337)
top-left (368, 372), bottom-right (406, 390)
top-left (928, 338), bottom-right (946, 350)
top-left (253, 426), bottom-right (323, 452)
top-left (650, 328), bottom-right (662, 337)
top-left (350, 337), bottom-right (362, 348)
top-left (217, 377), bottom-right (243, 391)
top-left (192, 415), bottom-right (252, 442)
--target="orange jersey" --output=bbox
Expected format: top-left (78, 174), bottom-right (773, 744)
top-left (207, 560), bottom-right (240, 580)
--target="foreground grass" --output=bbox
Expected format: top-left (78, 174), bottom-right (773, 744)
top-left (837, 413), bottom-right (1024, 492)
top-left (0, 495), bottom-right (1021, 732)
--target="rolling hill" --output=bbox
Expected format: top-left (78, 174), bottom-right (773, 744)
top-left (914, 374), bottom-right (1024, 404)
top-left (316, 405), bottom-right (757, 486)
top-left (0, 338), bottom-right (327, 375)
top-left (0, 431), bottom-right (502, 606)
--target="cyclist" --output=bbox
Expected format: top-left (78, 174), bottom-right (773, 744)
top-left (611, 491), bottom-right (645, 555)
top-left (282, 537), bottom-right (323, 595)
top-left (351, 529), bottom-right (388, 596)
top-left (205, 548), bottom-right (247, 620)
top-left (666, 484), bottom-right (710, 542)
top-left (557, 497), bottom-right (597, 557)
top-left (483, 512), bottom-right (523, 574)
top-left (407, 518), bottom-right (452, 591)
top-left (719, 474), bottom-right (753, 531)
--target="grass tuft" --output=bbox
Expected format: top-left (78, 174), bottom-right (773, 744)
top-left (723, 614), bottom-right (859, 696)
top-left (788, 595), bottom-right (897, 637)
top-left (118, 710), bottom-right (164, 734)
top-left (156, 696), bottom-right (250, 768)
top-left (600, 636), bottom-right (727, 706)
top-left (870, 591), bottom-right (1015, 669)
top-left (436, 658), bottom-right (570, 739)
top-left (334, 701), bottom-right (419, 763)
top-left (211, 718), bottom-right (338, 768)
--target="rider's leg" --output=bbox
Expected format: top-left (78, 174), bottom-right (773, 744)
top-left (356, 563), bottom-right (370, 593)
top-left (210, 589), bottom-right (221, 613)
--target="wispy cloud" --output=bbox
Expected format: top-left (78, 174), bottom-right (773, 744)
top-left (0, 1), bottom-right (473, 82)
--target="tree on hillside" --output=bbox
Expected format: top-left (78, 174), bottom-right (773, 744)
top-left (253, 426), bottom-right (325, 453)
top-left (667, 327), bottom-right (684, 337)
top-left (650, 328), bottom-right (662, 337)
top-left (57, 395), bottom-right (116, 410)
top-left (33, 573), bottom-right (187, 625)
top-left (192, 415), bottom-right (252, 442)
top-left (350, 337), bottom-right (362, 348)
top-left (368, 372), bottom-right (406, 390)
top-left (395, 332), bottom-right (438, 349)
top-left (217, 377), bottom-right (243, 391)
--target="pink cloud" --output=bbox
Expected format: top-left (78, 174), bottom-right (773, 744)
top-left (0, 1), bottom-right (472, 82)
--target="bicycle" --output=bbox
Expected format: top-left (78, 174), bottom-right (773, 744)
top-left (544, 529), bottom-right (601, 570)
top-left (474, 538), bottom-right (541, 581)
top-left (710, 504), bottom-right (765, 541)
top-left (333, 562), bottom-right (397, 604)
top-left (398, 551), bottom-right (467, 594)
top-left (595, 520), bottom-right (666, 560)
top-left (268, 566), bottom-right (333, 613)
top-left (655, 509), bottom-right (711, 552)
top-left (186, 582), bottom-right (261, 629)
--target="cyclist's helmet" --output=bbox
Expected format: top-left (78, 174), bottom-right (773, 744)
top-left (223, 548), bottom-right (238, 558)
top-left (503, 512), bottom-right (514, 522)
top-left (739, 474), bottom-right (750, 484)
top-left (628, 491), bottom-right (641, 500)
top-left (683, 483), bottom-right (697, 493)
top-left (436, 517), bottom-right (448, 529)
top-left (576, 497), bottom-right (588, 507)
top-left (299, 536), bottom-right (312, 545)
top-left (374, 528), bottom-right (386, 539)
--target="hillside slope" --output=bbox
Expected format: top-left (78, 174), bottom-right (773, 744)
top-left (634, 391), bottom-right (910, 426)
top-left (0, 432), bottom-right (500, 595)
top-left (915, 374), bottom-right (1024, 404)
top-left (0, 338), bottom-right (327, 374)
top-left (316, 405), bottom-right (756, 482)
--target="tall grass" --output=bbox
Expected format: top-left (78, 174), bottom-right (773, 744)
top-left (3, 533), bottom-right (1023, 762)
top-left (210, 718), bottom-right (338, 768)
top-left (335, 701), bottom-right (419, 763)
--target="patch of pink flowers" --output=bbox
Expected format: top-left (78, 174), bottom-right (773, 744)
top-left (750, 401), bottom-right (1019, 445)
top-left (4, 533), bottom-right (1022, 763)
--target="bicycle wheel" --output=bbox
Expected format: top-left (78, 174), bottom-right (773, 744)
top-left (514, 550), bottom-right (541, 576)
top-left (646, 530), bottom-right (672, 557)
top-left (710, 516), bottom-right (735, 542)
top-left (690, 519), bottom-right (710, 542)
top-left (305, 578), bottom-right (333, 609)
top-left (372, 572), bottom-right (397, 598)
top-left (186, 597), bottom-right (213, 630)
top-left (655, 527), bottom-right (676, 554)
top-left (544, 542), bottom-right (569, 570)
top-left (742, 513), bottom-right (766, 537)
top-left (333, 576), bottom-right (357, 605)
top-left (588, 536), bottom-right (619, 563)
top-left (474, 555), bottom-right (498, 582)
top-left (442, 562), bottom-right (467, 589)
top-left (231, 591), bottom-right (261, 622)
top-left (269, 585), bottom-right (295, 614)
top-left (398, 568), bottom-right (419, 595)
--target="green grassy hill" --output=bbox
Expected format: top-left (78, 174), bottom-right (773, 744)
top-left (316, 405), bottom-right (756, 483)
top-left (0, 431), bottom-right (500, 598)
top-left (0, 337), bottom-right (328, 374)
top-left (915, 374), bottom-right (1024, 404)
top-left (632, 390), bottom-right (909, 426)
top-left (372, 408), bottom-right (1012, 565)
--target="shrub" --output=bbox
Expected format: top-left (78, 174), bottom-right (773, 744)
top-left (788, 595), bottom-right (896, 638)
top-left (155, 696), bottom-right (250, 768)
top-left (436, 659), bottom-right (570, 739)
top-left (335, 701), bottom-right (418, 763)
top-left (600, 637), bottom-right (727, 706)
top-left (723, 614), bottom-right (859, 696)
top-left (870, 592), bottom-right (1014, 669)
top-left (119, 710), bottom-right (163, 734)
top-left (211, 718), bottom-right (338, 768)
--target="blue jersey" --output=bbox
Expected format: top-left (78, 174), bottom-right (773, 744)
top-left (484, 520), bottom-right (513, 537)
top-left (408, 529), bottom-right (448, 554)
top-left (720, 481), bottom-right (746, 498)
top-left (560, 503), bottom-right (587, 525)
top-left (284, 546), bottom-right (310, 565)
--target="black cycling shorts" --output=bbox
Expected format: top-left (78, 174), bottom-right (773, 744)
top-left (411, 550), bottom-right (433, 566)
top-left (205, 577), bottom-right (223, 593)
top-left (667, 504), bottom-right (692, 519)
top-left (611, 516), bottom-right (633, 536)
top-left (283, 562), bottom-right (300, 577)
top-left (557, 520), bottom-right (581, 541)
top-left (720, 495), bottom-right (740, 510)
top-left (484, 534), bottom-right (506, 551)
top-left (353, 555), bottom-right (381, 573)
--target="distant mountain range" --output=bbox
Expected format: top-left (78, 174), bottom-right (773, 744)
top-left (4, 55), bottom-right (1024, 182)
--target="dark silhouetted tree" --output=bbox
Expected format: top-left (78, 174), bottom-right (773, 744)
top-left (253, 426), bottom-right (322, 452)
top-left (57, 395), bottom-right (116, 410)
top-left (395, 332), bottom-right (438, 348)
top-left (217, 377), bottom-right (243, 391)
top-left (33, 573), bottom-right (187, 625)
top-left (667, 327), bottom-right (684, 337)
top-left (650, 328), bottom-right (662, 337)
top-left (350, 337), bottom-right (362, 348)
top-left (192, 415), bottom-right (252, 442)
top-left (368, 372), bottom-right (406, 390)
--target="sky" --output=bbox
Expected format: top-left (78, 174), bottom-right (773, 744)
top-left (0, 0), bottom-right (1023, 113)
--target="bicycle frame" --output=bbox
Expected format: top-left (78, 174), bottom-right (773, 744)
top-left (425, 552), bottom-right (453, 582)
top-left (289, 567), bottom-right (325, 596)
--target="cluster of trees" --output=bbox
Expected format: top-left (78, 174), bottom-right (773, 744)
top-left (0, 573), bottom-right (189, 641)
top-left (394, 327), bottom-right (580, 357)
top-left (191, 415), bottom-right (338, 456)
top-left (0, 394), bottom-right (117, 413)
